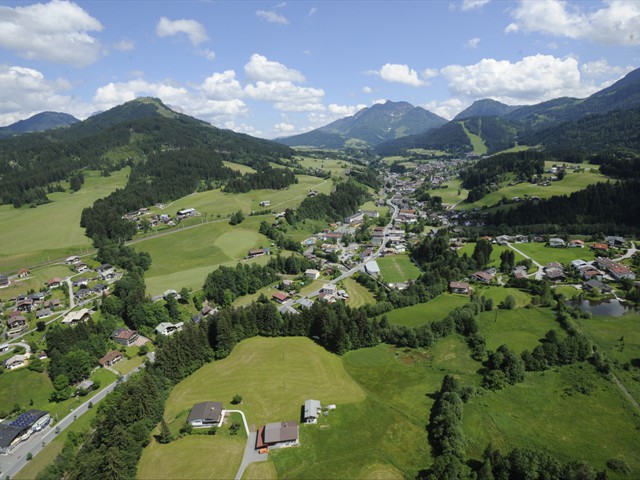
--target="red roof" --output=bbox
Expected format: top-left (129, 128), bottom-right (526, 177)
top-left (99, 350), bottom-right (123, 366)
top-left (272, 291), bottom-right (290, 302)
top-left (592, 243), bottom-right (609, 250)
top-left (47, 277), bottom-right (63, 285)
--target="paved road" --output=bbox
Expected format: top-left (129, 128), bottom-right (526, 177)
top-left (235, 431), bottom-right (267, 480)
top-left (1, 366), bottom-right (144, 479)
top-left (613, 242), bottom-right (637, 261)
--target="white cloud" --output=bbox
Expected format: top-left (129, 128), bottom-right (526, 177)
top-left (256, 10), bottom-right (289, 24)
top-left (362, 86), bottom-right (373, 94)
top-left (508, 0), bottom-right (640, 46)
top-left (461, 0), bottom-right (490, 10)
top-left (466, 37), bottom-right (481, 49)
top-left (112, 39), bottom-right (134, 52)
top-left (308, 7), bottom-right (318, 17)
top-left (156, 16), bottom-right (209, 46)
top-left (328, 103), bottom-right (366, 116)
top-left (422, 98), bottom-right (469, 120)
top-left (580, 59), bottom-right (634, 78)
top-left (244, 54), bottom-right (305, 82)
top-left (440, 54), bottom-right (606, 105)
top-left (423, 68), bottom-right (439, 80)
top-left (306, 103), bottom-right (366, 127)
top-left (274, 122), bottom-right (295, 133)
top-left (372, 98), bottom-right (387, 105)
top-left (200, 70), bottom-right (244, 100)
top-left (0, 0), bottom-right (102, 67)
top-left (0, 64), bottom-right (92, 125)
top-left (199, 48), bottom-right (216, 61)
top-left (376, 63), bottom-right (424, 87)
top-left (244, 81), bottom-right (324, 111)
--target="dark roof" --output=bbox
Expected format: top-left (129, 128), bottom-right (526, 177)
top-left (263, 421), bottom-right (298, 444)
top-left (187, 401), bottom-right (223, 424)
top-left (0, 410), bottom-right (49, 448)
top-left (99, 350), bottom-right (123, 365)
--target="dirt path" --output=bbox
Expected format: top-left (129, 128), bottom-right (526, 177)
top-left (611, 373), bottom-right (640, 412)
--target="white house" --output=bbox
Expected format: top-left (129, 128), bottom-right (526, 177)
top-left (304, 399), bottom-right (322, 424)
top-left (305, 269), bottom-right (320, 280)
top-left (549, 238), bottom-right (566, 248)
top-left (155, 322), bottom-right (184, 336)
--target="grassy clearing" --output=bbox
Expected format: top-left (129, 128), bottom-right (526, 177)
top-left (382, 293), bottom-right (470, 327)
top-left (222, 161), bottom-right (257, 174)
top-left (461, 122), bottom-right (487, 156)
top-left (0, 168), bottom-right (129, 274)
top-left (512, 242), bottom-right (595, 266)
top-left (457, 169), bottom-right (606, 211)
top-left (0, 369), bottom-right (52, 414)
top-left (296, 157), bottom-right (349, 177)
top-left (342, 277), bottom-right (376, 308)
top-left (477, 307), bottom-right (562, 353)
top-left (164, 337), bottom-right (365, 428)
top-left (475, 286), bottom-right (532, 308)
top-left (242, 461), bottom-right (277, 480)
top-left (137, 435), bottom-right (245, 480)
top-left (464, 365), bottom-right (640, 476)
top-left (458, 243), bottom-right (528, 269)
top-left (430, 179), bottom-right (468, 206)
top-left (377, 255), bottom-right (421, 284)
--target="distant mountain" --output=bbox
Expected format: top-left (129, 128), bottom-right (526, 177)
top-left (277, 100), bottom-right (448, 148)
top-left (454, 99), bottom-right (519, 120)
top-left (0, 111), bottom-right (78, 138)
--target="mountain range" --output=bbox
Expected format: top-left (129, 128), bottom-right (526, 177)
top-left (0, 111), bottom-right (78, 138)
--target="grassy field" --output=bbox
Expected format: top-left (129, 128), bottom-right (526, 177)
top-left (134, 216), bottom-right (272, 295)
top-left (342, 277), bottom-right (376, 308)
top-left (464, 365), bottom-right (640, 476)
top-left (382, 293), bottom-right (470, 327)
top-left (461, 122), bottom-right (487, 156)
top-left (377, 255), bottom-right (421, 284)
top-left (223, 161), bottom-right (257, 174)
top-left (164, 337), bottom-right (365, 428)
top-left (0, 369), bottom-right (53, 414)
top-left (475, 286), bottom-right (532, 308)
top-left (512, 242), bottom-right (595, 265)
top-left (430, 179), bottom-right (468, 206)
top-left (138, 435), bottom-right (245, 480)
top-left (242, 461), bottom-right (277, 480)
top-left (458, 243), bottom-right (528, 269)
top-left (477, 307), bottom-right (562, 353)
top-left (296, 156), bottom-right (349, 177)
top-left (0, 168), bottom-right (129, 274)
top-left (457, 168), bottom-right (605, 211)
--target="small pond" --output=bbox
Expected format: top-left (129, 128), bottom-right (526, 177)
top-left (567, 299), bottom-right (637, 317)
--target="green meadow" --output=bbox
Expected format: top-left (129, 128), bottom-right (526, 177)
top-left (342, 277), bottom-right (376, 308)
top-left (0, 168), bottom-right (129, 274)
top-left (512, 242), bottom-right (596, 265)
top-left (458, 242), bottom-right (528, 268)
top-left (475, 286), bottom-right (532, 308)
top-left (431, 179), bottom-right (468, 206)
top-left (376, 255), bottom-right (421, 284)
top-left (382, 293), bottom-right (470, 327)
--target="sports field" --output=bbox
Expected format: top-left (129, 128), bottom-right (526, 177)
top-left (382, 293), bottom-right (470, 327)
top-left (0, 168), bottom-right (129, 274)
top-left (377, 255), bottom-right (421, 284)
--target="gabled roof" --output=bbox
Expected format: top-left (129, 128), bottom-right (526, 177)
top-left (187, 401), bottom-right (223, 423)
top-left (304, 399), bottom-right (321, 418)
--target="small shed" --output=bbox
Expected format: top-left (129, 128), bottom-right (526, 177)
top-left (304, 399), bottom-right (322, 424)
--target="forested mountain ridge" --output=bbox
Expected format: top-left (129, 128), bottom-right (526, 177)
top-left (0, 111), bottom-right (78, 138)
top-left (454, 99), bottom-right (519, 120)
top-left (0, 98), bottom-right (292, 207)
top-left (277, 100), bottom-right (447, 148)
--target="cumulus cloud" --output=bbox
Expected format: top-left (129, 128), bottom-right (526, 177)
top-left (466, 37), bottom-right (481, 49)
top-left (200, 70), bottom-right (244, 100)
top-left (0, 0), bottom-right (102, 67)
top-left (274, 122), bottom-right (295, 133)
top-left (461, 0), bottom-right (490, 10)
top-left (112, 39), bottom-right (134, 52)
top-left (244, 81), bottom-right (324, 111)
top-left (256, 10), bottom-right (289, 24)
top-left (423, 68), bottom-right (439, 80)
top-left (362, 86), bottom-right (373, 94)
top-left (0, 64), bottom-right (92, 125)
top-left (580, 59), bottom-right (634, 78)
top-left (508, 0), bottom-right (640, 46)
top-left (306, 103), bottom-right (366, 127)
top-left (422, 98), bottom-right (469, 120)
top-left (374, 63), bottom-right (424, 87)
top-left (156, 16), bottom-right (209, 45)
top-left (440, 54), bottom-right (603, 105)
top-left (244, 53), bottom-right (305, 82)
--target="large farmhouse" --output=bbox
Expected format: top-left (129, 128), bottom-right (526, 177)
top-left (256, 421), bottom-right (299, 449)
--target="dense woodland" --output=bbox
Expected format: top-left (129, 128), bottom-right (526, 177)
top-left (291, 180), bottom-right (370, 223)
top-left (223, 166), bottom-right (298, 193)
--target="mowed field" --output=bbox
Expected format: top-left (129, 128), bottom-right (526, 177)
top-left (376, 255), bottom-right (421, 284)
top-left (457, 166), bottom-right (605, 211)
top-left (342, 277), bottom-right (376, 308)
top-left (0, 168), bottom-right (129, 274)
top-left (383, 293), bottom-right (470, 327)
top-left (512, 242), bottom-right (596, 265)
top-left (135, 215), bottom-right (272, 295)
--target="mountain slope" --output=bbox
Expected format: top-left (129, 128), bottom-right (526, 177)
top-left (278, 100), bottom-right (447, 148)
top-left (454, 99), bottom-right (519, 120)
top-left (0, 111), bottom-right (78, 138)
top-left (0, 97), bottom-right (292, 207)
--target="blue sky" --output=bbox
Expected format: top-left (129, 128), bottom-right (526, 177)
top-left (0, 0), bottom-right (638, 138)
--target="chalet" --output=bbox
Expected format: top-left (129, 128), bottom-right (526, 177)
top-left (584, 280), bottom-right (612, 293)
top-left (99, 350), bottom-right (124, 367)
top-left (0, 344), bottom-right (9, 354)
top-left (65, 256), bottom-right (81, 264)
top-left (4, 354), bottom-right (27, 370)
top-left (75, 288), bottom-right (93, 300)
top-left (17, 268), bottom-right (30, 278)
top-left (449, 282), bottom-right (470, 295)
top-left (256, 421), bottom-right (299, 449)
top-left (47, 277), bottom-right (63, 288)
top-left (96, 264), bottom-right (115, 279)
top-left (305, 269), bottom-right (320, 280)
top-left (188, 401), bottom-right (224, 427)
top-left (606, 236), bottom-right (625, 247)
top-left (372, 227), bottom-right (385, 238)
top-left (471, 271), bottom-right (493, 283)
top-left (548, 238), bottom-right (566, 248)
top-left (595, 257), bottom-right (636, 281)
top-left (155, 322), bottom-right (184, 336)
top-left (93, 283), bottom-right (109, 295)
top-left (591, 243), bottom-right (609, 252)
top-left (580, 267), bottom-right (603, 281)
top-left (7, 316), bottom-right (27, 334)
top-left (272, 291), bottom-right (290, 304)
top-left (318, 292), bottom-right (338, 303)
top-left (46, 298), bottom-right (61, 309)
top-left (304, 399), bottom-right (322, 424)
top-left (545, 268), bottom-right (565, 282)
top-left (62, 308), bottom-right (93, 325)
top-left (248, 248), bottom-right (266, 258)
top-left (72, 278), bottom-right (89, 288)
top-left (0, 410), bottom-right (50, 455)
top-left (16, 298), bottom-right (34, 312)
top-left (36, 309), bottom-right (52, 320)
top-left (571, 259), bottom-right (589, 270)
top-left (307, 190), bottom-right (318, 197)
top-left (111, 328), bottom-right (139, 346)
top-left (76, 263), bottom-right (88, 273)
top-left (568, 239), bottom-right (584, 248)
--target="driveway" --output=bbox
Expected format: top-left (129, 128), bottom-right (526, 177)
top-left (235, 431), bottom-right (267, 480)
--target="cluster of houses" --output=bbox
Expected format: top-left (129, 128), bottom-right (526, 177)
top-left (122, 206), bottom-right (202, 231)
